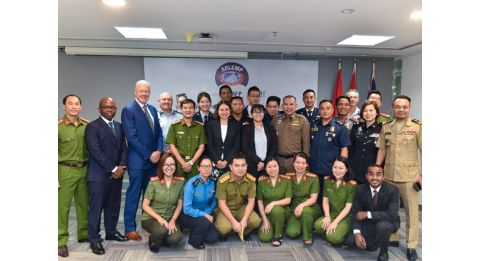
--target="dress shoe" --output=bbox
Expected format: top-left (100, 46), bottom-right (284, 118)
top-left (149, 241), bottom-right (160, 253)
top-left (106, 232), bottom-right (129, 242)
top-left (58, 245), bottom-right (69, 257)
top-left (407, 248), bottom-right (418, 261)
top-left (77, 238), bottom-right (89, 243)
top-left (126, 231), bottom-right (142, 241)
top-left (90, 242), bottom-right (105, 255)
top-left (388, 241), bottom-right (399, 247)
top-left (377, 251), bottom-right (389, 261)
top-left (243, 234), bottom-right (251, 241)
top-left (190, 243), bottom-right (205, 249)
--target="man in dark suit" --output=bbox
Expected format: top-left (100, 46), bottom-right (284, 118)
top-left (121, 80), bottom-right (164, 241)
top-left (345, 164), bottom-right (400, 261)
top-left (85, 97), bottom-right (129, 255)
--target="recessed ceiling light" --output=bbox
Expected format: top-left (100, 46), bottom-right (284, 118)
top-left (114, 27), bottom-right (167, 39)
top-left (337, 35), bottom-right (394, 46)
top-left (341, 8), bottom-right (355, 14)
top-left (410, 10), bottom-right (422, 20)
top-left (103, 0), bottom-right (126, 7)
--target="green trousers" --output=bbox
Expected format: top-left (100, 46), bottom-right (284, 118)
top-left (285, 206), bottom-right (322, 241)
top-left (215, 205), bottom-right (261, 237)
top-left (258, 206), bottom-right (292, 242)
top-left (58, 165), bottom-right (88, 246)
top-left (314, 215), bottom-right (351, 245)
top-left (141, 218), bottom-right (183, 246)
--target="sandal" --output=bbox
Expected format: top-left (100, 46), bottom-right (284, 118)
top-left (272, 237), bottom-right (283, 247)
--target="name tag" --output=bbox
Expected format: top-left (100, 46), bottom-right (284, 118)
top-left (177, 131), bottom-right (184, 134)
top-left (369, 133), bottom-right (380, 138)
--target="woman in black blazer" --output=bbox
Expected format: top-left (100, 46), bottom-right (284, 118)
top-left (193, 91), bottom-right (215, 124)
top-left (242, 104), bottom-right (278, 178)
top-left (205, 101), bottom-right (241, 177)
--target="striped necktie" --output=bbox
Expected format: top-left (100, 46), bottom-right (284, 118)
top-left (143, 105), bottom-right (154, 132)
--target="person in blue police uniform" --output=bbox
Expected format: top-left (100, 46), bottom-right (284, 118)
top-left (310, 100), bottom-right (350, 196)
top-left (193, 92), bottom-right (215, 124)
top-left (180, 156), bottom-right (219, 249)
top-left (296, 89), bottom-right (320, 140)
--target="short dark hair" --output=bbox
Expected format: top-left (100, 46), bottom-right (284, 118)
top-left (251, 104), bottom-right (265, 114)
top-left (283, 95), bottom-right (296, 102)
top-left (197, 91), bottom-right (212, 103)
top-left (327, 156), bottom-right (353, 182)
top-left (266, 96), bottom-right (281, 106)
top-left (247, 86), bottom-right (261, 96)
top-left (180, 98), bottom-right (196, 108)
top-left (319, 99), bottom-right (333, 107)
top-left (303, 89), bottom-right (316, 96)
top-left (232, 153), bottom-right (247, 162)
top-left (198, 155), bottom-right (213, 166)
top-left (360, 101), bottom-right (380, 121)
top-left (213, 100), bottom-right (232, 119)
top-left (219, 85), bottom-right (232, 95)
top-left (368, 90), bottom-right (382, 101)
top-left (392, 95), bottom-right (411, 105)
top-left (63, 94), bottom-right (82, 105)
top-left (335, 95), bottom-right (351, 105)
top-left (293, 152), bottom-right (309, 163)
top-left (231, 96), bottom-right (244, 103)
top-left (176, 93), bottom-right (187, 99)
top-left (366, 164), bottom-right (384, 176)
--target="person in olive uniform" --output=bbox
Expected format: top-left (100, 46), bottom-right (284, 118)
top-left (314, 156), bottom-right (357, 246)
top-left (215, 154), bottom-right (261, 241)
top-left (166, 99), bottom-right (207, 180)
top-left (367, 91), bottom-right (392, 124)
top-left (376, 95), bottom-right (422, 261)
top-left (257, 158), bottom-right (293, 246)
top-left (58, 94), bottom-right (89, 257)
top-left (285, 152), bottom-right (322, 246)
top-left (272, 95), bottom-right (310, 173)
top-left (141, 153), bottom-right (185, 253)
top-left (349, 101), bottom-right (382, 183)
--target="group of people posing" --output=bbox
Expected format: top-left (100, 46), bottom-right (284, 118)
top-left (58, 80), bottom-right (421, 261)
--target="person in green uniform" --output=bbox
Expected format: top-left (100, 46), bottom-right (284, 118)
top-left (367, 91), bottom-right (392, 124)
top-left (141, 153), bottom-right (185, 253)
top-left (285, 152), bottom-right (322, 246)
top-left (257, 157), bottom-right (292, 246)
top-left (215, 153), bottom-right (261, 241)
top-left (314, 156), bottom-right (358, 246)
top-left (166, 99), bottom-right (207, 180)
top-left (58, 94), bottom-right (90, 257)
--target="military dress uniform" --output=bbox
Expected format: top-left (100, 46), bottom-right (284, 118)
top-left (376, 112), bottom-right (392, 124)
top-left (349, 121), bottom-right (382, 183)
top-left (257, 175), bottom-right (293, 242)
top-left (376, 117), bottom-right (421, 249)
top-left (285, 172), bottom-right (322, 241)
top-left (271, 113), bottom-right (310, 173)
top-left (314, 177), bottom-right (358, 245)
top-left (215, 172), bottom-right (261, 237)
top-left (58, 116), bottom-right (89, 247)
top-left (141, 176), bottom-right (185, 247)
top-left (181, 174), bottom-right (219, 247)
top-left (296, 107), bottom-right (319, 140)
top-left (166, 119), bottom-right (207, 180)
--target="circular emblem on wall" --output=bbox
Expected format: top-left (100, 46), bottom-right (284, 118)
top-left (215, 62), bottom-right (249, 87)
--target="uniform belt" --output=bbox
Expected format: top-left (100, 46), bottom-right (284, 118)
top-left (58, 161), bottom-right (88, 168)
top-left (276, 153), bottom-right (295, 159)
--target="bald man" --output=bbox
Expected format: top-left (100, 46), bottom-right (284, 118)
top-left (121, 80), bottom-right (164, 241)
top-left (157, 92), bottom-right (183, 153)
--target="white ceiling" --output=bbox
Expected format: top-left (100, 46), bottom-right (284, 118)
top-left (58, 0), bottom-right (422, 58)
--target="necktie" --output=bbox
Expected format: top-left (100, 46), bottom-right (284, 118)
top-left (373, 189), bottom-right (379, 208)
top-left (108, 121), bottom-right (117, 138)
top-left (143, 105), bottom-right (154, 132)
top-left (308, 111), bottom-right (312, 118)
top-left (203, 115), bottom-right (208, 123)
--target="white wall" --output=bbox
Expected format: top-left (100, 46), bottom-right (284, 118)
top-left (401, 51), bottom-right (422, 120)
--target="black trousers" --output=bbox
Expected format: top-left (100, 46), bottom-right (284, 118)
top-left (180, 214), bottom-right (219, 246)
top-left (345, 220), bottom-right (395, 252)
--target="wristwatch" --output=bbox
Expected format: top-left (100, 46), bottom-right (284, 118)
top-left (188, 161), bottom-right (193, 166)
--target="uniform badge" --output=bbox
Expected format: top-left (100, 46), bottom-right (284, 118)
top-left (177, 131), bottom-right (185, 134)
top-left (326, 125), bottom-right (336, 142)
top-left (358, 126), bottom-right (363, 135)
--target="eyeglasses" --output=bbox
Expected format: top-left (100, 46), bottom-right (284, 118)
top-left (163, 164), bottom-right (176, 168)
top-left (199, 164), bottom-right (212, 169)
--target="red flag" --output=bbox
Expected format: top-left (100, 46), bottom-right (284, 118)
top-left (349, 60), bottom-right (357, 90)
top-left (332, 60), bottom-right (343, 116)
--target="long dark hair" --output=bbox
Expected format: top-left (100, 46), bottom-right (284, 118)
top-left (213, 100), bottom-right (232, 119)
top-left (328, 156), bottom-right (353, 182)
top-left (156, 153), bottom-right (178, 180)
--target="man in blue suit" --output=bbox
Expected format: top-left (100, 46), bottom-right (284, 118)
top-left (85, 97), bottom-right (129, 255)
top-left (121, 80), bottom-right (164, 241)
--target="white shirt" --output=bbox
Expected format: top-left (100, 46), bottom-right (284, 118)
top-left (353, 185), bottom-right (382, 235)
top-left (254, 125), bottom-right (267, 161)
top-left (220, 124), bottom-right (228, 159)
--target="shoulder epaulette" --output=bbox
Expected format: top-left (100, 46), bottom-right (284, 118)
top-left (150, 176), bottom-right (159, 181)
top-left (349, 117), bottom-right (358, 123)
top-left (286, 172), bottom-right (295, 177)
top-left (258, 175), bottom-right (268, 182)
top-left (80, 117), bottom-right (90, 123)
top-left (385, 119), bottom-right (394, 124)
top-left (218, 174), bottom-right (230, 184)
top-left (174, 176), bottom-right (185, 181)
top-left (348, 180), bottom-right (358, 185)
top-left (193, 178), bottom-right (201, 187)
top-left (246, 173), bottom-right (256, 182)
top-left (171, 119), bottom-right (182, 125)
top-left (58, 119), bottom-right (64, 125)
top-left (380, 112), bottom-right (390, 118)
top-left (306, 173), bottom-right (317, 178)
top-left (194, 120), bottom-right (204, 126)
top-left (280, 174), bottom-right (290, 180)
top-left (411, 119), bottom-right (422, 125)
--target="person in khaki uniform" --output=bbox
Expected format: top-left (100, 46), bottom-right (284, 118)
top-left (58, 94), bottom-right (89, 257)
top-left (271, 95), bottom-right (310, 173)
top-left (215, 154), bottom-right (261, 241)
top-left (284, 152), bottom-right (322, 246)
top-left (257, 158), bottom-right (293, 246)
top-left (376, 95), bottom-right (421, 261)
top-left (141, 153), bottom-right (185, 253)
top-left (166, 99), bottom-right (206, 180)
